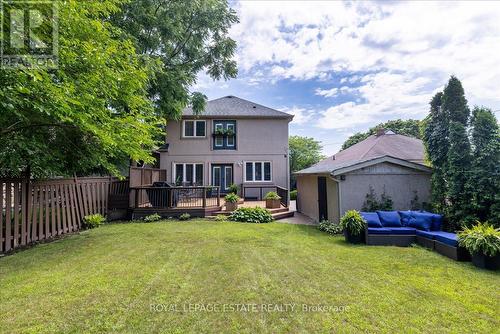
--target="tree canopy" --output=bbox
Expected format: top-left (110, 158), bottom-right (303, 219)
top-left (112, 0), bottom-right (238, 120)
top-left (0, 0), bottom-right (160, 178)
top-left (423, 76), bottom-right (500, 228)
top-left (289, 136), bottom-right (325, 189)
top-left (342, 119), bottom-right (422, 150)
top-left (0, 0), bottom-right (239, 178)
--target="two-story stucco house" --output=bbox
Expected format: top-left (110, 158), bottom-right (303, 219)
top-left (158, 96), bottom-right (293, 200)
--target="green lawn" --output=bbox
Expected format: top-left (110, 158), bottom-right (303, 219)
top-left (0, 220), bottom-right (499, 333)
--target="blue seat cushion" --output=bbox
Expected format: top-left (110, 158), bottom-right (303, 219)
top-left (408, 212), bottom-right (434, 231)
top-left (389, 227), bottom-right (417, 235)
top-left (360, 212), bottom-right (383, 228)
top-left (416, 230), bottom-right (458, 247)
top-left (415, 230), bottom-right (437, 239)
top-left (367, 227), bottom-right (392, 235)
top-left (434, 232), bottom-right (458, 247)
top-left (398, 211), bottom-right (414, 226)
top-left (376, 211), bottom-right (402, 227)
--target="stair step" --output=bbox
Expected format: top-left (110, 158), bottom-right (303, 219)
top-left (272, 211), bottom-right (294, 220)
top-left (211, 211), bottom-right (232, 216)
top-left (268, 207), bottom-right (289, 214)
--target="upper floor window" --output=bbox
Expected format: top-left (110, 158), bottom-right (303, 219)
top-left (213, 120), bottom-right (236, 150)
top-left (245, 161), bottom-right (272, 182)
top-left (183, 120), bottom-right (206, 138)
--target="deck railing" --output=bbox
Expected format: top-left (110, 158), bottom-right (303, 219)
top-left (242, 185), bottom-right (289, 207)
top-left (130, 186), bottom-right (221, 209)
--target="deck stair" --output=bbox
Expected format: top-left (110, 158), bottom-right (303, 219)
top-left (209, 206), bottom-right (294, 220)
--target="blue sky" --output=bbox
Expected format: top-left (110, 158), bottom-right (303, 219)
top-left (194, 1), bottom-right (500, 156)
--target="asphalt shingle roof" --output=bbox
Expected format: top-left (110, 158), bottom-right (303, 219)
top-left (296, 132), bottom-right (428, 175)
top-left (183, 96), bottom-right (293, 119)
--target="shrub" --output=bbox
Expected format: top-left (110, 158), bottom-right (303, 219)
top-left (225, 193), bottom-right (240, 203)
top-left (379, 187), bottom-right (393, 211)
top-left (318, 220), bottom-right (343, 235)
top-left (229, 207), bottom-right (273, 224)
top-left (458, 222), bottom-right (500, 257)
top-left (215, 214), bottom-right (229, 222)
top-left (361, 185), bottom-right (393, 211)
top-left (290, 190), bottom-right (297, 200)
top-left (83, 214), bottom-right (105, 229)
top-left (339, 210), bottom-right (365, 236)
top-left (264, 191), bottom-right (281, 200)
top-left (179, 213), bottom-right (191, 221)
top-left (228, 183), bottom-right (239, 194)
top-left (143, 213), bottom-right (161, 222)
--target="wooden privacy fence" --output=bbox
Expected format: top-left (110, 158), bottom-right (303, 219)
top-left (129, 167), bottom-right (167, 187)
top-left (1, 177), bottom-right (123, 254)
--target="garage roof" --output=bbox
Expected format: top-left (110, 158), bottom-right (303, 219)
top-left (295, 131), bottom-right (430, 175)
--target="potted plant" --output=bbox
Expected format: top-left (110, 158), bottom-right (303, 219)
top-left (214, 128), bottom-right (225, 135)
top-left (264, 191), bottom-right (281, 209)
top-left (339, 210), bottom-right (366, 244)
top-left (224, 193), bottom-right (240, 212)
top-left (458, 222), bottom-right (500, 270)
top-left (228, 183), bottom-right (239, 195)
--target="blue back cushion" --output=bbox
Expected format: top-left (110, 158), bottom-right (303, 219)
top-left (430, 214), bottom-right (443, 231)
top-left (360, 212), bottom-right (382, 228)
top-left (416, 211), bottom-right (443, 231)
top-left (398, 211), bottom-right (414, 226)
top-left (408, 212), bottom-right (434, 231)
top-left (376, 211), bottom-right (402, 227)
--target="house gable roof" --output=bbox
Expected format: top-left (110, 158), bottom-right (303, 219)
top-left (182, 96), bottom-right (293, 119)
top-left (295, 132), bottom-right (429, 175)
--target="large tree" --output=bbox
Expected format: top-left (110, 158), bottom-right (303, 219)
top-left (443, 76), bottom-right (473, 226)
top-left (0, 0), bottom-right (160, 178)
top-left (289, 136), bottom-right (325, 189)
top-left (422, 92), bottom-right (448, 212)
top-left (342, 119), bottom-right (422, 150)
top-left (112, 0), bottom-right (239, 121)
top-left (468, 107), bottom-right (500, 226)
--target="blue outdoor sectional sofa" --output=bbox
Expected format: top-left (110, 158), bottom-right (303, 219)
top-left (361, 210), bottom-right (471, 261)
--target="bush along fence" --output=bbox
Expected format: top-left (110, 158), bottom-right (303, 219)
top-left (0, 177), bottom-right (127, 254)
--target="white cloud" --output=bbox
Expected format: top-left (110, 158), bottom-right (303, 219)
top-left (315, 87), bottom-right (338, 98)
top-left (230, 1), bottom-right (500, 129)
top-left (280, 106), bottom-right (314, 125)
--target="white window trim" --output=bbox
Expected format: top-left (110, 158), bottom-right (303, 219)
top-left (182, 120), bottom-right (206, 138)
top-left (173, 163), bottom-right (204, 184)
top-left (224, 166), bottom-right (233, 189)
top-left (226, 123), bottom-right (235, 147)
top-left (244, 161), bottom-right (272, 183)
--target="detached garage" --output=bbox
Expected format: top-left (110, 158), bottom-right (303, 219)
top-left (295, 130), bottom-right (432, 223)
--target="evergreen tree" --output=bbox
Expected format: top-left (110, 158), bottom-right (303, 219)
top-left (442, 77), bottom-right (473, 227)
top-left (423, 92), bottom-right (448, 212)
top-left (469, 107), bottom-right (500, 226)
top-left (447, 121), bottom-right (474, 226)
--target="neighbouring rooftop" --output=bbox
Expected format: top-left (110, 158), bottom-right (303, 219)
top-left (296, 130), bottom-right (428, 175)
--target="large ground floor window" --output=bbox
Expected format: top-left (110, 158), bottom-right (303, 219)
top-left (174, 163), bottom-right (203, 185)
top-left (245, 161), bottom-right (272, 182)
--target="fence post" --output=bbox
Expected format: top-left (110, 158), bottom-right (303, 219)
top-left (217, 187), bottom-right (221, 207)
top-left (202, 188), bottom-right (206, 208)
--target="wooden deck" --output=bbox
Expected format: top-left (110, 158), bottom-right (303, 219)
top-left (129, 185), bottom-right (292, 220)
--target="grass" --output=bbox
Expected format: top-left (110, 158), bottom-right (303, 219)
top-left (0, 220), bottom-right (499, 333)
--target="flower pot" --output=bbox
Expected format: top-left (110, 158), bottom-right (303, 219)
top-left (266, 198), bottom-right (281, 209)
top-left (225, 202), bottom-right (238, 212)
top-left (344, 231), bottom-right (364, 244)
top-left (471, 253), bottom-right (500, 270)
